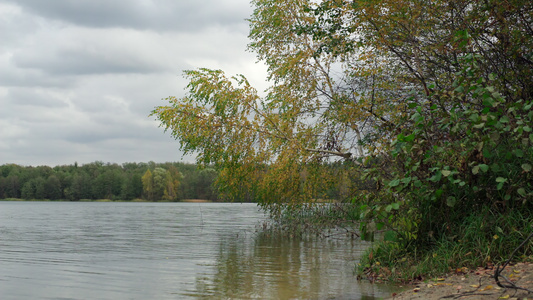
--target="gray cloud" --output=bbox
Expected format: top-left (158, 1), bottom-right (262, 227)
top-left (0, 0), bottom-right (267, 167)
top-left (6, 87), bottom-right (69, 108)
top-left (6, 0), bottom-right (251, 32)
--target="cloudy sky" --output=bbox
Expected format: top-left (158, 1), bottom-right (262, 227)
top-left (0, 0), bottom-right (268, 167)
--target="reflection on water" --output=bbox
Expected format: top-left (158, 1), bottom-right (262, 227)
top-left (191, 232), bottom-right (397, 299)
top-left (0, 202), bottom-right (396, 299)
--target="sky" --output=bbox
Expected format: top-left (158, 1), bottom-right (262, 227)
top-left (0, 0), bottom-right (268, 167)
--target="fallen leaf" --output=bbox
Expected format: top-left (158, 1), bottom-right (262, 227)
top-left (470, 284), bottom-right (480, 288)
top-left (480, 285), bottom-right (493, 291)
top-left (499, 295), bottom-right (510, 299)
top-left (413, 288), bottom-right (420, 293)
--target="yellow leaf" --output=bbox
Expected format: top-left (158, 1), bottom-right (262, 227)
top-left (434, 283), bottom-right (452, 286)
top-left (499, 295), bottom-right (510, 299)
top-left (481, 285), bottom-right (494, 291)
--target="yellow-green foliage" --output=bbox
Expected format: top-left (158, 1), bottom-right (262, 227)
top-left (152, 0), bottom-right (532, 253)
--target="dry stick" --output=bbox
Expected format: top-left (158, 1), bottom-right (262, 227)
top-left (494, 230), bottom-right (533, 294)
top-left (440, 275), bottom-right (495, 299)
top-left (440, 292), bottom-right (494, 299)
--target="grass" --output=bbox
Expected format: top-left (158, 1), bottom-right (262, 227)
top-left (261, 202), bottom-right (361, 238)
top-left (357, 208), bottom-right (533, 282)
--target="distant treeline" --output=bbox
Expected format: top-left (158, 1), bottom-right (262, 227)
top-left (0, 162), bottom-right (221, 201)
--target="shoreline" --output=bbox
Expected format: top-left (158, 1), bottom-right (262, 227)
top-left (385, 262), bottom-right (533, 299)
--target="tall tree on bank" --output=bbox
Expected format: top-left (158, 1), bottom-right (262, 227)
top-left (141, 169), bottom-right (154, 201)
top-left (152, 0), bottom-right (532, 246)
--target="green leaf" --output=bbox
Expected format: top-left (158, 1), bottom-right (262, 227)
top-left (429, 171), bottom-right (442, 182)
top-left (517, 188), bottom-right (526, 197)
top-left (483, 97), bottom-right (494, 107)
top-left (389, 179), bottom-right (400, 187)
top-left (479, 164), bottom-right (489, 173)
top-left (404, 134), bottom-right (415, 142)
top-left (472, 165), bottom-right (480, 175)
top-left (522, 164), bottom-right (532, 172)
top-left (441, 170), bottom-right (452, 177)
top-left (446, 196), bottom-right (457, 207)
top-left (496, 177), bottom-right (507, 183)
top-left (469, 113), bottom-right (479, 122)
top-left (376, 222), bottom-right (385, 230)
top-left (500, 115), bottom-right (510, 123)
top-left (391, 202), bottom-right (400, 210)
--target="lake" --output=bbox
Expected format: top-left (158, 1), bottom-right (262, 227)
top-left (0, 202), bottom-right (396, 299)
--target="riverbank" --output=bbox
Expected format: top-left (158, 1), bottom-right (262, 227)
top-left (387, 262), bottom-right (533, 299)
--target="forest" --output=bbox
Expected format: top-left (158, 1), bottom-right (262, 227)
top-left (0, 162), bottom-right (219, 201)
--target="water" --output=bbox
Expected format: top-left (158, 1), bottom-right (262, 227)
top-left (0, 202), bottom-right (396, 299)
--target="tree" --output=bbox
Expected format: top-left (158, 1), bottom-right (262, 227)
top-left (121, 173), bottom-right (143, 200)
top-left (152, 0), bottom-right (532, 252)
top-left (21, 179), bottom-right (36, 200)
top-left (152, 167), bottom-right (167, 200)
top-left (34, 177), bottom-right (46, 199)
top-left (141, 169), bottom-right (154, 201)
top-left (44, 175), bottom-right (62, 200)
top-left (152, 0), bottom-right (360, 206)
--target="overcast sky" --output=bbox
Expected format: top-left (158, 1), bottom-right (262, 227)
top-left (0, 0), bottom-right (268, 167)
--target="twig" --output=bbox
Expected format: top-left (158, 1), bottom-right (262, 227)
top-left (494, 230), bottom-right (533, 293)
top-left (439, 275), bottom-right (493, 299)
top-left (439, 292), bottom-right (494, 299)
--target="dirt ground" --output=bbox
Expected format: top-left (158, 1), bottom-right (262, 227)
top-left (387, 262), bottom-right (533, 300)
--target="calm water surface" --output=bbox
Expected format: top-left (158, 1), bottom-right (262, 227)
top-left (0, 202), bottom-right (396, 299)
